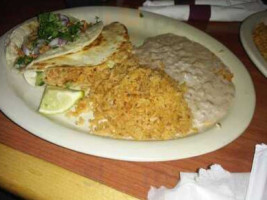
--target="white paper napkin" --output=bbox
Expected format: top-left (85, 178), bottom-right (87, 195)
top-left (148, 144), bottom-right (267, 200)
top-left (140, 0), bottom-right (267, 21)
top-left (246, 144), bottom-right (267, 200)
top-left (143, 0), bottom-right (260, 7)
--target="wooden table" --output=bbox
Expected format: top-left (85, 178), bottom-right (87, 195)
top-left (0, 0), bottom-right (267, 199)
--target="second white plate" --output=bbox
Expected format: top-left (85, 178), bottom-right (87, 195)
top-left (241, 10), bottom-right (267, 77)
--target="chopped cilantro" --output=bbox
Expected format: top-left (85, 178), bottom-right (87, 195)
top-left (57, 22), bottom-right (81, 42)
top-left (15, 12), bottom-right (87, 69)
top-left (35, 71), bottom-right (45, 86)
top-left (31, 39), bottom-right (38, 48)
top-left (69, 22), bottom-right (81, 36)
top-left (38, 13), bottom-right (64, 40)
top-left (58, 31), bottom-right (73, 41)
top-left (37, 12), bottom-right (82, 42)
top-left (15, 56), bottom-right (34, 68)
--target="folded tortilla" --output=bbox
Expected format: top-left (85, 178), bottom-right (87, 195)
top-left (25, 22), bottom-right (132, 86)
top-left (6, 19), bottom-right (131, 87)
top-left (6, 15), bottom-right (103, 67)
top-left (5, 14), bottom-right (105, 85)
top-left (29, 22), bottom-right (131, 70)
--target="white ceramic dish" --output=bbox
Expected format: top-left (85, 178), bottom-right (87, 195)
top-left (241, 10), bottom-right (267, 77)
top-left (0, 7), bottom-right (255, 161)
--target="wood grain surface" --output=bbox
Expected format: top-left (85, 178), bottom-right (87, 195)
top-left (0, 143), bottom-right (138, 200)
top-left (0, 0), bottom-right (267, 199)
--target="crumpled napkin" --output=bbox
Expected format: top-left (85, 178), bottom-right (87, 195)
top-left (246, 144), bottom-right (267, 200)
top-left (140, 0), bottom-right (267, 21)
top-left (148, 144), bottom-right (267, 200)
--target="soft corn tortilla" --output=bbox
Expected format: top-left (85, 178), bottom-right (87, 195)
top-left (28, 22), bottom-right (131, 70)
top-left (6, 20), bottom-right (131, 86)
top-left (5, 16), bottom-right (104, 69)
top-left (5, 15), bottom-right (103, 86)
top-left (24, 22), bottom-right (132, 86)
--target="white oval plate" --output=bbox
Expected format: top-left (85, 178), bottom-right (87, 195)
top-left (241, 10), bottom-right (267, 77)
top-left (0, 7), bottom-right (255, 161)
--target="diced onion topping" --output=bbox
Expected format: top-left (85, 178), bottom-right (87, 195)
top-left (58, 14), bottom-right (69, 26)
top-left (22, 45), bottom-right (31, 56)
top-left (48, 38), bottom-right (67, 47)
top-left (33, 47), bottom-right (40, 55)
top-left (36, 39), bottom-right (46, 47)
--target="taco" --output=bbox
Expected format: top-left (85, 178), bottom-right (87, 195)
top-left (5, 12), bottom-right (104, 86)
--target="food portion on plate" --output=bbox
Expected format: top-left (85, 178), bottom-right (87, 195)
top-left (5, 12), bottom-right (235, 141)
top-left (31, 22), bottom-right (133, 89)
top-left (240, 11), bottom-right (267, 77)
top-left (134, 33), bottom-right (235, 132)
top-left (6, 12), bottom-right (104, 86)
top-left (253, 21), bottom-right (267, 62)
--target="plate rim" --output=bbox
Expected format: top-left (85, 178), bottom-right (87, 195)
top-left (0, 6), bottom-right (256, 162)
top-left (240, 10), bottom-right (267, 77)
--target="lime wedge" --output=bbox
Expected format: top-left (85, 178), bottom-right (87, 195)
top-left (39, 86), bottom-right (84, 115)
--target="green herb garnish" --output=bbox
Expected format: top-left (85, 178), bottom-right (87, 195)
top-left (38, 13), bottom-right (64, 40)
top-left (15, 56), bottom-right (34, 68)
top-left (15, 12), bottom-right (87, 68)
top-left (35, 71), bottom-right (45, 86)
top-left (59, 22), bottom-right (82, 42)
top-left (37, 12), bottom-right (82, 42)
